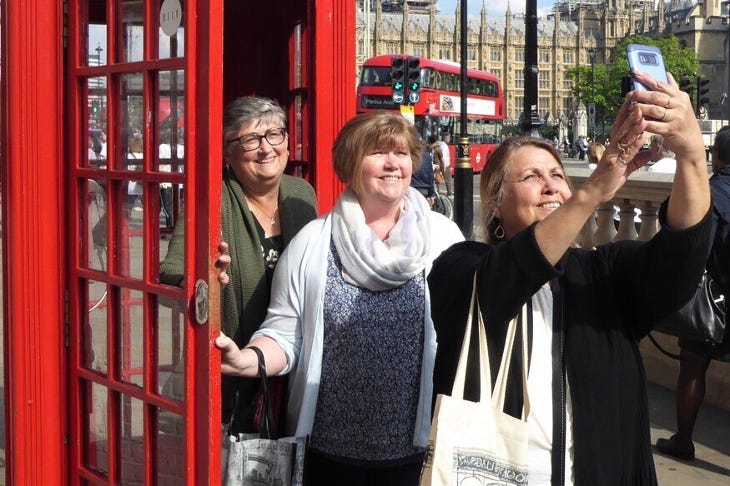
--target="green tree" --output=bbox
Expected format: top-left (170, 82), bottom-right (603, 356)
top-left (566, 35), bottom-right (700, 122)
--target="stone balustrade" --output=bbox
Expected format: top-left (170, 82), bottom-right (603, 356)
top-left (566, 167), bottom-right (674, 248)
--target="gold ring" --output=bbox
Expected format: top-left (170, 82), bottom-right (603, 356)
top-left (618, 140), bottom-right (629, 150)
top-left (661, 108), bottom-right (668, 122)
top-left (665, 96), bottom-right (672, 109)
top-left (617, 156), bottom-right (629, 166)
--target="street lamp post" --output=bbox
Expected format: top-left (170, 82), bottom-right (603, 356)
top-left (455, 0), bottom-right (473, 237)
top-left (588, 47), bottom-right (596, 141)
top-left (521, 0), bottom-right (542, 136)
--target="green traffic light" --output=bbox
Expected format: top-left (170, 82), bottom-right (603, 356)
top-left (410, 82), bottom-right (420, 91)
top-left (394, 81), bottom-right (404, 90)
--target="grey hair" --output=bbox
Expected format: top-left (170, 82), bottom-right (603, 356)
top-left (223, 96), bottom-right (287, 156)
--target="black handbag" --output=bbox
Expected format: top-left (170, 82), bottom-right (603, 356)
top-left (653, 271), bottom-right (726, 345)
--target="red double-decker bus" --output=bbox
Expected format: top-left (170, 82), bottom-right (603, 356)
top-left (357, 54), bottom-right (504, 172)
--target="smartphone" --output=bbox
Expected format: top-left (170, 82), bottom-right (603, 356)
top-left (627, 44), bottom-right (668, 91)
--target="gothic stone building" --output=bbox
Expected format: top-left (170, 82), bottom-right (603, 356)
top-left (357, 1), bottom-right (730, 127)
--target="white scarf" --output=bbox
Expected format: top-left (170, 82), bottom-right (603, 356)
top-left (332, 187), bottom-right (432, 291)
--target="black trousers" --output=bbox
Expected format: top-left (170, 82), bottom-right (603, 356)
top-left (303, 448), bottom-right (423, 486)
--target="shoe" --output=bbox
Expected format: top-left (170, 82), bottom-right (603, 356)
top-left (656, 434), bottom-right (695, 460)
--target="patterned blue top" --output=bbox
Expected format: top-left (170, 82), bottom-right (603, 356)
top-left (309, 241), bottom-right (426, 463)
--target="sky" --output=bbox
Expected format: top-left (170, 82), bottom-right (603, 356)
top-left (437, 0), bottom-right (557, 18)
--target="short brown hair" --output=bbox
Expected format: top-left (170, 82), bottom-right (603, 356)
top-left (480, 136), bottom-right (568, 242)
top-left (332, 111), bottom-right (422, 195)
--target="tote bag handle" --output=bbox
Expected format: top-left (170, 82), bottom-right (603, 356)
top-left (452, 273), bottom-right (530, 418)
top-left (452, 274), bottom-right (491, 400)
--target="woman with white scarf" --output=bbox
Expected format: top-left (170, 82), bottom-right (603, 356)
top-left (216, 110), bottom-right (463, 484)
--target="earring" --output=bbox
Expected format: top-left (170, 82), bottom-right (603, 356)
top-left (494, 223), bottom-right (505, 239)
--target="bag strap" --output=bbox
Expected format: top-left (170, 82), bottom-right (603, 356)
top-left (647, 333), bottom-right (682, 360)
top-left (454, 273), bottom-right (530, 419)
top-left (247, 346), bottom-right (278, 440)
top-left (491, 305), bottom-right (530, 418)
top-left (452, 274), bottom-right (491, 399)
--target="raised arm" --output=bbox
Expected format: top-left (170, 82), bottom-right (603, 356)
top-left (534, 71), bottom-right (708, 264)
top-left (629, 71), bottom-right (710, 229)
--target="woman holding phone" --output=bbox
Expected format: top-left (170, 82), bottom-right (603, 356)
top-left (429, 70), bottom-right (711, 485)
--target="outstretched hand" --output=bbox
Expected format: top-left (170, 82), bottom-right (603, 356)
top-left (584, 99), bottom-right (650, 204)
top-left (216, 332), bottom-right (256, 376)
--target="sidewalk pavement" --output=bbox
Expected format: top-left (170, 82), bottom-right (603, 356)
top-left (648, 381), bottom-right (730, 484)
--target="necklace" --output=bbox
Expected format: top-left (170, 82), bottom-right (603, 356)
top-left (246, 196), bottom-right (278, 226)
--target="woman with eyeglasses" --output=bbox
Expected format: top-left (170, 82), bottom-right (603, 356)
top-left (428, 71), bottom-right (711, 484)
top-left (160, 96), bottom-right (317, 437)
top-left (216, 110), bottom-right (464, 484)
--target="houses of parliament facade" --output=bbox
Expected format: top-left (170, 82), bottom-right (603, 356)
top-left (357, 0), bottom-right (730, 128)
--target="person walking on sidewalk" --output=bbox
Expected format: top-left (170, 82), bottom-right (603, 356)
top-left (656, 124), bottom-right (730, 461)
top-left (435, 132), bottom-right (453, 196)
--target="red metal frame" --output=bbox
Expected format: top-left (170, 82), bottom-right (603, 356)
top-left (1, 0), bottom-right (355, 483)
top-left (1, 1), bottom-right (67, 483)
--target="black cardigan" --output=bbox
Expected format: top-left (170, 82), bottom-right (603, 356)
top-left (428, 203), bottom-right (711, 485)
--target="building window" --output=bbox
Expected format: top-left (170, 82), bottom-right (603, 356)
top-left (563, 51), bottom-right (573, 64)
top-left (515, 69), bottom-right (524, 89)
top-left (563, 78), bottom-right (573, 91)
top-left (515, 97), bottom-right (524, 120)
top-left (469, 48), bottom-right (477, 60)
top-left (539, 50), bottom-right (549, 63)
top-left (414, 46), bottom-right (425, 58)
top-left (515, 51), bottom-right (524, 62)
top-left (490, 50), bottom-right (501, 62)
top-left (539, 71), bottom-right (549, 90)
top-left (564, 98), bottom-right (573, 113)
top-left (539, 97), bottom-right (550, 117)
top-left (439, 48), bottom-right (451, 60)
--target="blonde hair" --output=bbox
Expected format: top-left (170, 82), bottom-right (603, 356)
top-left (587, 143), bottom-right (605, 166)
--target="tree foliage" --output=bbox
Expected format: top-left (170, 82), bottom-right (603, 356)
top-left (566, 35), bottom-right (700, 122)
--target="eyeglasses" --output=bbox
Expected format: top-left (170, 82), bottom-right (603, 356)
top-left (227, 127), bottom-right (286, 151)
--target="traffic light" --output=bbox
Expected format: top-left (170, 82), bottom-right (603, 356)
top-left (406, 56), bottom-right (421, 104)
top-left (391, 56), bottom-right (406, 104)
top-left (679, 77), bottom-right (693, 96)
top-left (696, 77), bottom-right (710, 114)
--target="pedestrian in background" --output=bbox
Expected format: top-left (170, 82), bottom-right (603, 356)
top-left (587, 142), bottom-right (605, 170)
top-left (436, 132), bottom-right (453, 196)
top-left (647, 134), bottom-right (677, 173)
top-left (656, 125), bottom-right (730, 461)
top-left (411, 140), bottom-right (437, 207)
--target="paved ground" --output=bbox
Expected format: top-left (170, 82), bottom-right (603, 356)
top-left (648, 382), bottom-right (730, 484)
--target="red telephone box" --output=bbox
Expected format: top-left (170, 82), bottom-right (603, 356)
top-left (1, 1), bottom-right (354, 483)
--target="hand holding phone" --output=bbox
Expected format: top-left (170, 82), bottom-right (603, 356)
top-left (627, 44), bottom-right (668, 91)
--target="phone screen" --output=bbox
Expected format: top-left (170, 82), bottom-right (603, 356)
top-left (627, 44), bottom-right (668, 91)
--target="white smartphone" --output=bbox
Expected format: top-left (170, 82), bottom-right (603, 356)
top-left (627, 44), bottom-right (668, 91)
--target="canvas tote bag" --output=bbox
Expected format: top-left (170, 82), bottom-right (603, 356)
top-left (421, 275), bottom-right (530, 485)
